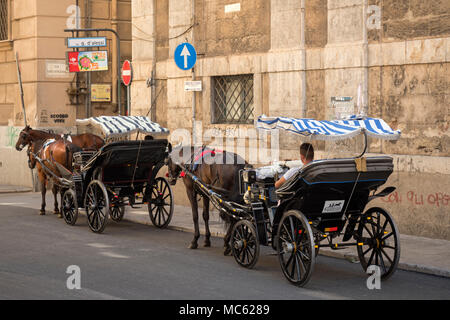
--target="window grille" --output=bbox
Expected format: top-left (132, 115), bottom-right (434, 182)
top-left (0, 0), bottom-right (8, 41)
top-left (212, 74), bottom-right (254, 124)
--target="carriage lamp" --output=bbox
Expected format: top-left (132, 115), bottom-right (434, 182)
top-left (242, 170), bottom-right (256, 184)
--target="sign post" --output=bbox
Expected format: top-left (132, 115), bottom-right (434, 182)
top-left (174, 43), bottom-right (198, 143)
top-left (121, 60), bottom-right (133, 116)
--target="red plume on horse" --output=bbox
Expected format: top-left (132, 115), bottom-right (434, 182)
top-left (15, 125), bottom-right (104, 216)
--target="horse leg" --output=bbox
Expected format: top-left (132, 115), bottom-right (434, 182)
top-left (187, 189), bottom-right (200, 249)
top-left (39, 170), bottom-right (46, 215)
top-left (202, 197), bottom-right (211, 247)
top-left (52, 184), bottom-right (61, 218)
top-left (223, 219), bottom-right (236, 256)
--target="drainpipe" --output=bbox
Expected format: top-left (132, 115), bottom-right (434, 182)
top-left (150, 0), bottom-right (157, 122)
top-left (112, 0), bottom-right (120, 114)
top-left (85, 0), bottom-right (91, 118)
top-left (300, 0), bottom-right (306, 117)
top-left (191, 0), bottom-right (196, 146)
top-left (362, 0), bottom-right (369, 116)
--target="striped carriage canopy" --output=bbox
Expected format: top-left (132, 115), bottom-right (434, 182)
top-left (76, 116), bottom-right (169, 138)
top-left (256, 115), bottom-right (401, 141)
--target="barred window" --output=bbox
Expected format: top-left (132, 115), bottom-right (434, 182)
top-left (212, 74), bottom-right (254, 124)
top-left (0, 0), bottom-right (8, 41)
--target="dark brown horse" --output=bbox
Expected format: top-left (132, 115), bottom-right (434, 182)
top-left (15, 126), bottom-right (104, 216)
top-left (167, 145), bottom-right (249, 254)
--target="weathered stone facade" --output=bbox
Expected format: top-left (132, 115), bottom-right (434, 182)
top-left (130, 0), bottom-right (449, 240)
top-left (0, 0), bottom-right (131, 186)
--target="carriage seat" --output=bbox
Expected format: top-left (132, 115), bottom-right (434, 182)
top-left (276, 156), bottom-right (394, 198)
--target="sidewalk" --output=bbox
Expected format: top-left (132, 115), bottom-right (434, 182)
top-left (125, 204), bottom-right (450, 278)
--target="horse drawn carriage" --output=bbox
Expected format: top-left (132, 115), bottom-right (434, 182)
top-left (21, 116), bottom-right (174, 234)
top-left (178, 115), bottom-right (401, 287)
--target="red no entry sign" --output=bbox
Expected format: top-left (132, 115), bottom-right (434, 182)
top-left (121, 60), bottom-right (132, 86)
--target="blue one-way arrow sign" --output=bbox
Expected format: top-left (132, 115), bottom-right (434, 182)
top-left (174, 43), bottom-right (197, 71)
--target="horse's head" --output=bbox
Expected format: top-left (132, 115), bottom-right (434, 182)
top-left (15, 126), bottom-right (32, 151)
top-left (166, 144), bottom-right (190, 185)
top-left (166, 156), bottom-right (182, 185)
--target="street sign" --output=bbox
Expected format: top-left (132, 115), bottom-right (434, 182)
top-left (174, 43), bottom-right (197, 70)
top-left (121, 60), bottom-right (133, 86)
top-left (68, 51), bottom-right (108, 72)
top-left (184, 80), bottom-right (202, 91)
top-left (67, 37), bottom-right (107, 48)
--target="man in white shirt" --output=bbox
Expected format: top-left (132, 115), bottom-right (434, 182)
top-left (275, 143), bottom-right (314, 189)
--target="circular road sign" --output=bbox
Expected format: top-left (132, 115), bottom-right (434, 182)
top-left (121, 60), bottom-right (133, 86)
top-left (174, 43), bottom-right (197, 71)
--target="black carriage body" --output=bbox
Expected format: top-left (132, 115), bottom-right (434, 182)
top-left (272, 156), bottom-right (394, 236)
top-left (80, 139), bottom-right (170, 201)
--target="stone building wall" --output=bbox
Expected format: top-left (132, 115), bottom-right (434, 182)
top-left (130, 0), bottom-right (449, 239)
top-left (0, 0), bottom-right (131, 186)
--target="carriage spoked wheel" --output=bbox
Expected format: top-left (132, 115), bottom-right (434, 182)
top-left (148, 177), bottom-right (173, 228)
top-left (231, 220), bottom-right (260, 269)
top-left (277, 210), bottom-right (315, 287)
top-left (356, 207), bottom-right (400, 280)
top-left (61, 189), bottom-right (78, 226)
top-left (110, 202), bottom-right (125, 222)
top-left (84, 180), bottom-right (110, 233)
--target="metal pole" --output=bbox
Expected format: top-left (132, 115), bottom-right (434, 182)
top-left (15, 52), bottom-right (27, 126)
top-left (64, 28), bottom-right (121, 114)
top-left (127, 86), bottom-right (130, 116)
top-left (15, 52), bottom-right (36, 191)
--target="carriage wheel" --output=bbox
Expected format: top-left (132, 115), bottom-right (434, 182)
top-left (61, 189), bottom-right (78, 226)
top-left (231, 220), bottom-right (260, 269)
top-left (357, 207), bottom-right (400, 280)
top-left (148, 177), bottom-right (173, 228)
top-left (277, 210), bottom-right (315, 287)
top-left (110, 202), bottom-right (125, 222)
top-left (84, 180), bottom-right (109, 233)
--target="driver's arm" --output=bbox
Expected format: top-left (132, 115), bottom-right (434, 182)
top-left (275, 176), bottom-right (286, 189)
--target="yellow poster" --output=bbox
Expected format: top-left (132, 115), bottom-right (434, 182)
top-left (91, 84), bottom-right (111, 102)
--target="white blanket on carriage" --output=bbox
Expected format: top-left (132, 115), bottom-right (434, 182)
top-left (255, 160), bottom-right (303, 180)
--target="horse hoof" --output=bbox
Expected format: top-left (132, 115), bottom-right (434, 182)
top-left (53, 210), bottom-right (60, 215)
top-left (57, 214), bottom-right (63, 219)
top-left (39, 211), bottom-right (46, 216)
top-left (188, 243), bottom-right (198, 249)
top-left (204, 240), bottom-right (211, 247)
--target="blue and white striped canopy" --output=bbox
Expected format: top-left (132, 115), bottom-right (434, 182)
top-left (76, 116), bottom-right (169, 138)
top-left (256, 115), bottom-right (401, 140)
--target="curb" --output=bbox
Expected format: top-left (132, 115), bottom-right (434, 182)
top-left (318, 249), bottom-right (450, 279)
top-left (0, 188), bottom-right (32, 194)
top-left (123, 214), bottom-right (450, 279)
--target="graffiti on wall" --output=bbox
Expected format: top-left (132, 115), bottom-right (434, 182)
top-left (381, 190), bottom-right (450, 207)
top-left (5, 126), bottom-right (19, 148)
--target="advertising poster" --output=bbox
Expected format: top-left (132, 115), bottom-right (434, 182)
top-left (68, 51), bottom-right (108, 72)
top-left (91, 84), bottom-right (111, 102)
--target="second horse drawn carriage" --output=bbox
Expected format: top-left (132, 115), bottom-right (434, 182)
top-left (175, 115), bottom-right (402, 287)
top-left (28, 116), bottom-right (174, 234)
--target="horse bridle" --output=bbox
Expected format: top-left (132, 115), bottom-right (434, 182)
top-left (17, 130), bottom-right (34, 151)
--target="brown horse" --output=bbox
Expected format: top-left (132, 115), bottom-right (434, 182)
top-left (167, 145), bottom-right (249, 254)
top-left (33, 139), bottom-right (82, 216)
top-left (15, 126), bottom-right (104, 216)
top-left (15, 126), bottom-right (104, 154)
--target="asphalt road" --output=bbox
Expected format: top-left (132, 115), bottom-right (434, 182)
top-left (0, 201), bottom-right (449, 300)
